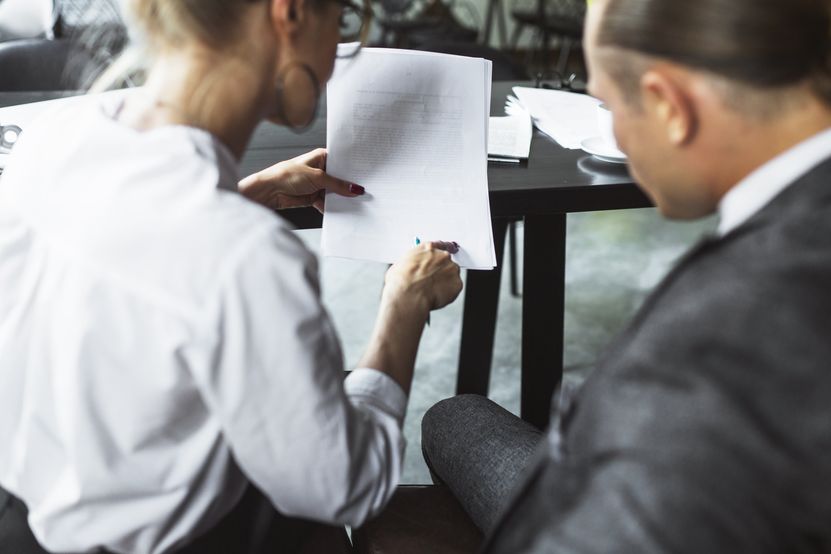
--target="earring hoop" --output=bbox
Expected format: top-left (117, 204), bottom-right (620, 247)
top-left (274, 62), bottom-right (321, 132)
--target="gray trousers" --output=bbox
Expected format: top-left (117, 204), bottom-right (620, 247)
top-left (421, 394), bottom-right (544, 534)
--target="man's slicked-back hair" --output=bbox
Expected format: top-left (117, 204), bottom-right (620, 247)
top-left (597, 0), bottom-right (831, 105)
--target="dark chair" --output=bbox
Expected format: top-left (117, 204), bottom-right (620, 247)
top-left (374, 0), bottom-right (478, 49)
top-left (511, 0), bottom-right (585, 75)
top-left (353, 485), bottom-right (482, 554)
top-left (51, 0), bottom-right (122, 39)
top-left (0, 38), bottom-right (85, 91)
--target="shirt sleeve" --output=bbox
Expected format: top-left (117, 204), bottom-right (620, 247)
top-left (188, 222), bottom-right (407, 527)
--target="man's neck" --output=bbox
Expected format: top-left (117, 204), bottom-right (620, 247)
top-left (711, 95), bottom-right (831, 202)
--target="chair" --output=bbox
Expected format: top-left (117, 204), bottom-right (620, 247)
top-left (352, 485), bottom-right (483, 554)
top-left (374, 0), bottom-right (478, 49)
top-left (0, 38), bottom-right (84, 91)
top-left (0, 1), bottom-right (126, 91)
top-left (51, 0), bottom-right (122, 38)
top-left (510, 0), bottom-right (585, 75)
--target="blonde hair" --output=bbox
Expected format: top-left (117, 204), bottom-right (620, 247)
top-left (91, 0), bottom-right (257, 92)
top-left (128, 0), bottom-right (254, 50)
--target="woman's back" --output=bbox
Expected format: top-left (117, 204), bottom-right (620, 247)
top-left (0, 95), bottom-right (320, 553)
top-left (0, 1), bottom-right (465, 550)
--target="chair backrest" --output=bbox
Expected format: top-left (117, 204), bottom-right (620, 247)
top-left (52, 0), bottom-right (121, 39)
top-left (374, 0), bottom-right (417, 18)
top-left (0, 38), bottom-right (85, 91)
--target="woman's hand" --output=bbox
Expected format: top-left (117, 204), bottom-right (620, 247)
top-left (238, 148), bottom-right (364, 213)
top-left (384, 242), bottom-right (464, 316)
top-left (359, 241), bottom-right (463, 394)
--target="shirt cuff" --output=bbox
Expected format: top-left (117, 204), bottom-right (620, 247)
top-left (344, 368), bottom-right (408, 426)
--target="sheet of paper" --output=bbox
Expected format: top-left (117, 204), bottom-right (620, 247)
top-left (323, 48), bottom-right (496, 269)
top-left (488, 114), bottom-right (532, 159)
top-left (511, 86), bottom-right (601, 149)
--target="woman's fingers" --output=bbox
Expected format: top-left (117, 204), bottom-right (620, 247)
top-left (237, 146), bottom-right (365, 211)
top-left (427, 240), bottom-right (460, 254)
top-left (393, 241), bottom-right (463, 310)
top-left (314, 171), bottom-right (365, 197)
top-left (296, 148), bottom-right (364, 197)
top-left (296, 147), bottom-right (328, 170)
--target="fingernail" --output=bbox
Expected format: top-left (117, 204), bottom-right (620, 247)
top-left (349, 183), bottom-right (365, 195)
top-left (450, 241), bottom-right (460, 253)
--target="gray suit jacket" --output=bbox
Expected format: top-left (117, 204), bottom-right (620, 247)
top-left (485, 159), bottom-right (831, 553)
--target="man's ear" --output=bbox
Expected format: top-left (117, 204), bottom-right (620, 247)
top-left (640, 68), bottom-right (698, 146)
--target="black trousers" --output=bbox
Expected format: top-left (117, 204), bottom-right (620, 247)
top-left (0, 485), bottom-right (351, 554)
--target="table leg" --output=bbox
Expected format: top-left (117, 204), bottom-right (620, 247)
top-left (521, 213), bottom-right (566, 429)
top-left (455, 218), bottom-right (509, 396)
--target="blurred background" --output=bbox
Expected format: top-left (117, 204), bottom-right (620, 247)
top-left (0, 0), bottom-right (588, 90)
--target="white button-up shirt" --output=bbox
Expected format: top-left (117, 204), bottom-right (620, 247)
top-left (718, 127), bottom-right (831, 236)
top-left (0, 97), bottom-right (407, 554)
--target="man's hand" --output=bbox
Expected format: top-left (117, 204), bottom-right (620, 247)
top-left (238, 148), bottom-right (364, 213)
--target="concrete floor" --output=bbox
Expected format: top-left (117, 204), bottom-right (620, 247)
top-left (296, 207), bottom-right (716, 484)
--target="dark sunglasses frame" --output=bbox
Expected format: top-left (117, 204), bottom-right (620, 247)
top-left (535, 71), bottom-right (587, 94)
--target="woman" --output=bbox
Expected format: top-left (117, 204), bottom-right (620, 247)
top-left (0, 0), bottom-right (463, 552)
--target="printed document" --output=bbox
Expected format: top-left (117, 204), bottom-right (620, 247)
top-left (511, 86), bottom-right (601, 149)
top-left (323, 48), bottom-right (496, 269)
top-left (488, 113), bottom-right (532, 160)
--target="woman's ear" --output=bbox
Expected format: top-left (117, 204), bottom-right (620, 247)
top-left (270, 0), bottom-right (308, 34)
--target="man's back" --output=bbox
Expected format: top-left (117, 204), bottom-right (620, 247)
top-left (486, 160), bottom-right (831, 553)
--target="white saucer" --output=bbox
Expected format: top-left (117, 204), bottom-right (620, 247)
top-left (580, 136), bottom-right (627, 164)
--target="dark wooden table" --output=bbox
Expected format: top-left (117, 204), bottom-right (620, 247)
top-left (1, 84), bottom-right (650, 429)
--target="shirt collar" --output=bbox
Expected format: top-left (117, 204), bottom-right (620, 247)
top-left (717, 127), bottom-right (831, 236)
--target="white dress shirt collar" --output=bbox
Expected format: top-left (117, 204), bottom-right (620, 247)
top-left (717, 127), bottom-right (831, 236)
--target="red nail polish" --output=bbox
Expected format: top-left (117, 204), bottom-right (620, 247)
top-left (349, 183), bottom-right (365, 195)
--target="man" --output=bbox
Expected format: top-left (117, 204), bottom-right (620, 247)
top-left (423, 0), bottom-right (831, 551)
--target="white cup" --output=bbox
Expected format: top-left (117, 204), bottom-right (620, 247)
top-left (596, 103), bottom-right (618, 150)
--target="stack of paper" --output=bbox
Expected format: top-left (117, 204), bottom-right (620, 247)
top-left (510, 86), bottom-right (602, 149)
top-left (323, 48), bottom-right (496, 270)
top-left (487, 108), bottom-right (532, 162)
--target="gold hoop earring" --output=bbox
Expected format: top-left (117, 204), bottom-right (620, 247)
top-left (274, 62), bottom-right (321, 132)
